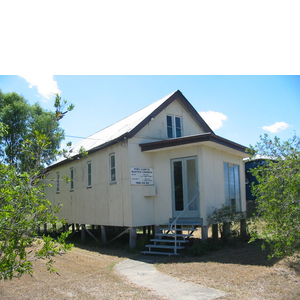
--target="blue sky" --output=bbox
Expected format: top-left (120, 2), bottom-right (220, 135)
top-left (0, 75), bottom-right (299, 149)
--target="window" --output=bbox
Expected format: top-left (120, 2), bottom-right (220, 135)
top-left (167, 115), bottom-right (173, 138)
top-left (56, 172), bottom-right (60, 193)
top-left (110, 154), bottom-right (116, 183)
top-left (224, 162), bottom-right (241, 212)
top-left (70, 168), bottom-right (74, 191)
top-left (167, 115), bottom-right (182, 138)
top-left (87, 162), bottom-right (92, 187)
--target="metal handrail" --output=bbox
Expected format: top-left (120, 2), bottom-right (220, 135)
top-left (170, 191), bottom-right (200, 254)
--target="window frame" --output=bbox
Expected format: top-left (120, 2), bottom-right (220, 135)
top-left (109, 153), bottom-right (116, 184)
top-left (87, 161), bottom-right (92, 188)
top-left (167, 115), bottom-right (174, 138)
top-left (175, 116), bottom-right (182, 138)
top-left (167, 115), bottom-right (182, 139)
top-left (70, 167), bottom-right (74, 191)
top-left (56, 172), bottom-right (60, 193)
top-left (224, 162), bottom-right (241, 212)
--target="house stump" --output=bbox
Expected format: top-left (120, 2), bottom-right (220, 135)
top-left (222, 222), bottom-right (230, 241)
top-left (212, 224), bottom-right (218, 241)
top-left (201, 226), bottom-right (208, 240)
top-left (129, 227), bottom-right (137, 249)
top-left (240, 219), bottom-right (247, 239)
top-left (81, 224), bottom-right (86, 241)
top-left (101, 225), bottom-right (107, 245)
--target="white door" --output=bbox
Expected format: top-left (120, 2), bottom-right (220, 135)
top-left (171, 157), bottom-right (199, 218)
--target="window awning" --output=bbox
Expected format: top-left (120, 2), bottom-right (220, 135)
top-left (139, 133), bottom-right (249, 158)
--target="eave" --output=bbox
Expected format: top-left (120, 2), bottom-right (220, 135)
top-left (140, 133), bottom-right (249, 157)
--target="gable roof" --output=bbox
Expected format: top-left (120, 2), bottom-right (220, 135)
top-left (53, 90), bottom-right (213, 166)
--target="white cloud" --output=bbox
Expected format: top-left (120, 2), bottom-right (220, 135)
top-left (199, 111), bottom-right (228, 130)
top-left (19, 75), bottom-right (61, 100)
top-left (262, 122), bottom-right (290, 133)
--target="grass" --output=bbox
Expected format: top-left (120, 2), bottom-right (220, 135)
top-left (155, 239), bottom-right (300, 300)
top-left (0, 224), bottom-right (299, 299)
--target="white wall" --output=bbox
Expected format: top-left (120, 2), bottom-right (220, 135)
top-left (45, 97), bottom-right (246, 228)
top-left (128, 139), bottom-right (246, 227)
top-left (44, 141), bottom-right (133, 227)
top-left (135, 99), bottom-right (206, 142)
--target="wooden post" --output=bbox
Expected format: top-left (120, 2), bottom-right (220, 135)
top-left (76, 224), bottom-right (80, 231)
top-left (81, 224), bottom-right (86, 241)
top-left (240, 219), bottom-right (247, 239)
top-left (101, 225), bottom-right (107, 245)
top-left (37, 226), bottom-right (41, 236)
top-left (223, 222), bottom-right (230, 241)
top-left (82, 225), bottom-right (101, 243)
top-left (201, 226), bottom-right (208, 240)
top-left (44, 223), bottom-right (48, 235)
top-left (143, 226), bottom-right (146, 235)
top-left (52, 223), bottom-right (57, 238)
top-left (212, 224), bottom-right (218, 241)
top-left (147, 226), bottom-right (151, 237)
top-left (64, 223), bottom-right (69, 232)
top-left (72, 223), bottom-right (75, 232)
top-left (129, 227), bottom-right (137, 249)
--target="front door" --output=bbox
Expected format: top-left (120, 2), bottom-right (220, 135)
top-left (171, 157), bottom-right (199, 218)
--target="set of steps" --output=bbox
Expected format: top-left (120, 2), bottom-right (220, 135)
top-left (141, 218), bottom-right (203, 256)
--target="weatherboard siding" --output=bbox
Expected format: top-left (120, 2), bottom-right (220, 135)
top-left (44, 91), bottom-right (247, 230)
top-left (44, 142), bottom-right (133, 227)
top-left (127, 138), bottom-right (247, 227)
top-left (134, 99), bottom-right (206, 141)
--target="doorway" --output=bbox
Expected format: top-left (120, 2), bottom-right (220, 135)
top-left (171, 157), bottom-right (199, 218)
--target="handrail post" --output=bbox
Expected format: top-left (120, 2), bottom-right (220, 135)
top-left (174, 220), bottom-right (177, 254)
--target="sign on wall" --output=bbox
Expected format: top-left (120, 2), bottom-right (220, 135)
top-left (130, 167), bottom-right (153, 185)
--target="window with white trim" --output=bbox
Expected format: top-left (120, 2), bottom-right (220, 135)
top-left (56, 172), bottom-right (60, 193)
top-left (87, 162), bottom-right (92, 187)
top-left (224, 162), bottom-right (241, 212)
top-left (110, 154), bottom-right (116, 183)
top-left (70, 167), bottom-right (74, 191)
top-left (167, 115), bottom-right (182, 138)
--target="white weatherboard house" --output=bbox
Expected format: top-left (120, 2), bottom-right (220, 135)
top-left (45, 90), bottom-right (248, 255)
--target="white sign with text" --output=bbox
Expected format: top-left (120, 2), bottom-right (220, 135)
top-left (130, 167), bottom-right (153, 185)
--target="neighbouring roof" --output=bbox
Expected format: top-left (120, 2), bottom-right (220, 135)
top-left (52, 90), bottom-right (213, 167)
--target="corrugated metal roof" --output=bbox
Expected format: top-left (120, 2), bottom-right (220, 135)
top-left (54, 90), bottom-right (178, 165)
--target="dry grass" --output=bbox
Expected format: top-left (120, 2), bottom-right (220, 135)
top-left (155, 241), bottom-right (300, 300)
top-left (0, 246), bottom-right (165, 300)
top-left (0, 234), bottom-right (299, 300)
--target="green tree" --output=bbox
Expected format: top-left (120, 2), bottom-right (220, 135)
top-left (0, 90), bottom-right (65, 172)
top-left (249, 133), bottom-right (300, 258)
top-left (0, 95), bottom-right (74, 280)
